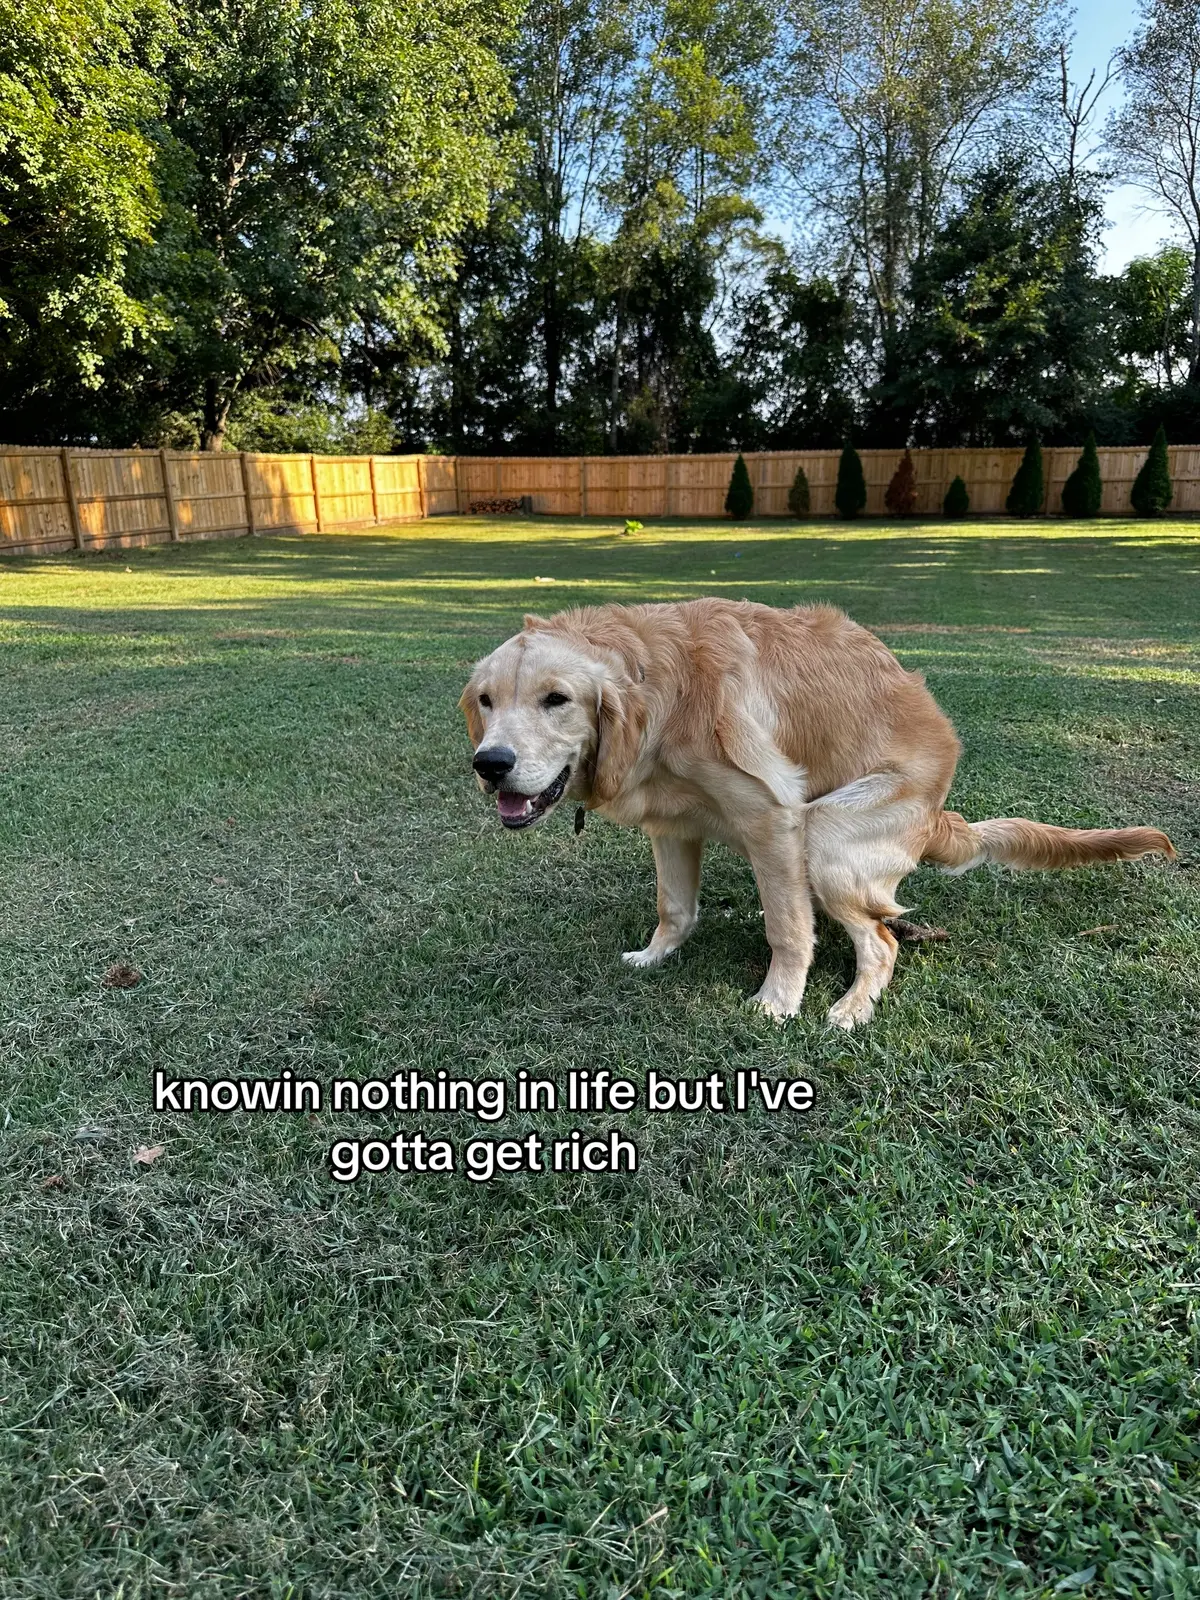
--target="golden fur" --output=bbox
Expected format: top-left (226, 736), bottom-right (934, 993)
top-left (460, 599), bottom-right (1174, 1027)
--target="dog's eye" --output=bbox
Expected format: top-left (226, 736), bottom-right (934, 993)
top-left (543, 692), bottom-right (570, 709)
top-left (478, 694), bottom-right (491, 709)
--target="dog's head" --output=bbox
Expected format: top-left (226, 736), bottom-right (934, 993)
top-left (459, 616), bottom-right (645, 829)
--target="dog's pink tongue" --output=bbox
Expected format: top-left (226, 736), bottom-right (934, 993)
top-left (497, 791), bottom-right (533, 821)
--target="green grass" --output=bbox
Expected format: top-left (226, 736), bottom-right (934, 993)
top-left (1, 516), bottom-right (1198, 1599)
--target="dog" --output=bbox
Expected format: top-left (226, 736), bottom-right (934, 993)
top-left (459, 600), bottom-right (1175, 1028)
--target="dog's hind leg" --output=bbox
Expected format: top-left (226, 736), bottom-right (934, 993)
top-left (623, 835), bottom-right (704, 968)
top-left (807, 782), bottom-right (923, 1028)
top-left (823, 909), bottom-right (901, 1029)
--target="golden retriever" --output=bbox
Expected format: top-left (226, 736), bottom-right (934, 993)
top-left (460, 600), bottom-right (1174, 1028)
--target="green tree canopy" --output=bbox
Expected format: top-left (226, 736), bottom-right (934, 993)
top-left (0, 0), bottom-right (165, 439)
top-left (889, 161), bottom-right (1112, 446)
top-left (138, 0), bottom-right (519, 449)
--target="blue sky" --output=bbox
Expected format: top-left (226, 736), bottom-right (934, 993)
top-left (1071, 0), bottom-right (1168, 270)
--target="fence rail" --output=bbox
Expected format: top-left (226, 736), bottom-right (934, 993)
top-left (0, 444), bottom-right (1196, 556)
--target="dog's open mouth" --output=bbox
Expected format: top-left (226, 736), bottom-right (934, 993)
top-left (496, 766), bottom-right (570, 829)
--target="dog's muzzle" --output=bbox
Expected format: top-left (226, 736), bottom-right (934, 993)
top-left (494, 765), bottom-right (571, 829)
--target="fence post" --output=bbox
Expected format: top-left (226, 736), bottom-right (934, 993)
top-left (160, 449), bottom-right (181, 541)
top-left (580, 456), bottom-right (588, 518)
top-left (238, 451), bottom-right (257, 535)
top-left (309, 453), bottom-right (323, 532)
top-left (60, 449), bottom-right (85, 550)
top-left (417, 454), bottom-right (428, 520)
top-left (369, 455), bottom-right (380, 524)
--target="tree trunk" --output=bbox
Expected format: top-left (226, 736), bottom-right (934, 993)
top-left (448, 301), bottom-right (465, 448)
top-left (609, 302), bottom-right (624, 453)
top-left (1190, 239), bottom-right (1200, 385)
top-left (543, 238), bottom-right (561, 445)
top-left (201, 379), bottom-right (231, 452)
top-left (544, 302), bottom-right (561, 450)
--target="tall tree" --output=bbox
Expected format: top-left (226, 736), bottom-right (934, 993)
top-left (0, 0), bottom-right (165, 441)
top-left (778, 0), bottom-right (1056, 422)
top-left (602, 0), bottom-right (769, 450)
top-left (1111, 0), bottom-right (1200, 381)
top-left (1049, 40), bottom-right (1115, 195)
top-left (1113, 246), bottom-right (1193, 394)
top-left (731, 256), bottom-right (862, 446)
top-left (136, 0), bottom-right (518, 449)
top-left (513, 0), bottom-right (639, 447)
top-left (889, 159), bottom-right (1113, 445)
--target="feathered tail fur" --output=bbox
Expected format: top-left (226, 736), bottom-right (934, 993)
top-left (923, 810), bottom-right (1176, 873)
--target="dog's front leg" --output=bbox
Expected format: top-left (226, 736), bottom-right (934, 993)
top-left (745, 812), bottom-right (813, 1019)
top-left (623, 835), bottom-right (703, 968)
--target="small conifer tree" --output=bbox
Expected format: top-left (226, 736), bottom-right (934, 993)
top-left (725, 453), bottom-right (754, 519)
top-left (835, 444), bottom-right (867, 519)
top-left (884, 449), bottom-right (918, 515)
top-left (943, 476), bottom-right (970, 518)
top-left (1006, 440), bottom-right (1044, 517)
top-left (787, 465), bottom-right (811, 517)
top-left (1130, 425), bottom-right (1173, 516)
top-left (1061, 432), bottom-right (1103, 518)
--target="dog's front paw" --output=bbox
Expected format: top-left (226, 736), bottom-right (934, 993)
top-left (750, 971), bottom-right (807, 1020)
top-left (622, 944), bottom-right (670, 969)
top-left (826, 991), bottom-right (875, 1030)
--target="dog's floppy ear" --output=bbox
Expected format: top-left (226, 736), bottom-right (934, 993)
top-left (458, 683), bottom-right (485, 747)
top-left (592, 674), bottom-right (645, 803)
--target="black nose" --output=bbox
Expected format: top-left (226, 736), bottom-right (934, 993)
top-left (473, 745), bottom-right (517, 782)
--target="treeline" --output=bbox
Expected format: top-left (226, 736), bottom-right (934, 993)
top-left (2, 0), bottom-right (1199, 455)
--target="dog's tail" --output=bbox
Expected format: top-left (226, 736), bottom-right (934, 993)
top-left (922, 809), bottom-right (1176, 874)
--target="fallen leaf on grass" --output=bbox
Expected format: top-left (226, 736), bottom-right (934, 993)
top-left (1055, 1569), bottom-right (1097, 1593)
top-left (1077, 924), bottom-right (1118, 937)
top-left (41, 1174), bottom-right (66, 1190)
top-left (134, 1144), bottom-right (165, 1165)
top-left (103, 962), bottom-right (142, 989)
top-left (886, 918), bottom-right (950, 942)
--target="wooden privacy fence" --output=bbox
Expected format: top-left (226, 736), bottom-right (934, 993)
top-left (1, 444), bottom-right (1197, 555)
top-left (454, 446), bottom-right (1200, 519)
top-left (0, 449), bottom-right (457, 557)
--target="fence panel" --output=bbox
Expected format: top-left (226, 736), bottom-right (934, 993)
top-left (315, 456), bottom-right (375, 527)
top-left (245, 453), bottom-right (319, 532)
top-left (1170, 445), bottom-right (1200, 511)
top-left (579, 456), bottom-right (668, 519)
top-left (372, 455), bottom-right (422, 521)
top-left (418, 454), bottom-right (457, 516)
top-left (0, 450), bottom-right (74, 551)
top-left (70, 450), bottom-right (170, 545)
top-left (170, 452), bottom-right (250, 537)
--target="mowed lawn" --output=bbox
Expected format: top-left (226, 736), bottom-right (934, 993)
top-left (1, 517), bottom-right (1198, 1600)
